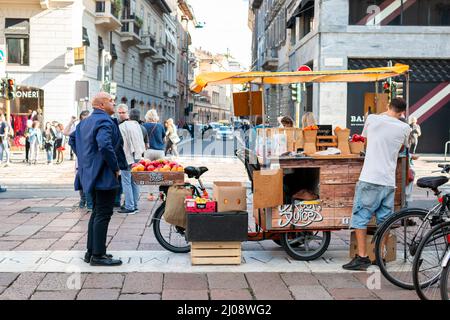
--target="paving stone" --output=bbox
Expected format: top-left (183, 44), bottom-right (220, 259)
top-left (77, 289), bottom-right (120, 300)
top-left (0, 273), bottom-right (19, 287)
top-left (328, 288), bottom-right (379, 300)
top-left (83, 274), bottom-right (124, 289)
top-left (14, 239), bottom-right (58, 250)
top-left (289, 285), bottom-right (334, 300)
top-left (47, 219), bottom-right (79, 228)
top-left (280, 273), bottom-right (320, 286)
top-left (0, 241), bottom-right (20, 250)
top-left (0, 286), bottom-right (6, 295)
top-left (207, 273), bottom-right (249, 289)
top-left (245, 273), bottom-right (293, 300)
top-left (210, 289), bottom-right (253, 300)
top-left (164, 273), bottom-right (208, 290)
top-left (314, 273), bottom-right (365, 289)
top-left (37, 273), bottom-right (86, 291)
top-left (59, 232), bottom-right (85, 241)
top-left (372, 289), bottom-right (420, 300)
top-left (122, 273), bottom-right (163, 294)
top-left (30, 231), bottom-right (66, 239)
top-left (119, 294), bottom-right (161, 300)
top-left (31, 290), bottom-right (79, 300)
top-left (48, 240), bottom-right (77, 250)
top-left (0, 273), bottom-right (46, 300)
top-left (162, 289), bottom-right (209, 300)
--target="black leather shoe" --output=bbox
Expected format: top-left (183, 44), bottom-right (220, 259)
top-left (84, 252), bottom-right (113, 263)
top-left (90, 255), bottom-right (122, 266)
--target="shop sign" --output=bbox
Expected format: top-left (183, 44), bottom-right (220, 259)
top-left (0, 89), bottom-right (40, 99)
top-left (349, 114), bottom-right (365, 128)
top-left (278, 201), bottom-right (323, 228)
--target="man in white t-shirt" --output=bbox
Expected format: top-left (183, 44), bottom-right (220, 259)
top-left (343, 98), bottom-right (411, 271)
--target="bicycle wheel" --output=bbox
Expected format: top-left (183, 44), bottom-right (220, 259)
top-left (152, 202), bottom-right (190, 253)
top-left (374, 208), bottom-right (429, 289)
top-left (412, 221), bottom-right (450, 300)
top-left (280, 230), bottom-right (331, 261)
top-left (441, 262), bottom-right (450, 300)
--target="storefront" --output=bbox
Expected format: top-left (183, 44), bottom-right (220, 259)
top-left (0, 85), bottom-right (44, 150)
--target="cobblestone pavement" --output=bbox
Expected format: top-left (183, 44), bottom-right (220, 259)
top-left (0, 272), bottom-right (420, 300)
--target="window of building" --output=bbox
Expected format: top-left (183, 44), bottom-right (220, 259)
top-left (349, 0), bottom-right (450, 26)
top-left (122, 63), bottom-right (126, 84)
top-left (131, 68), bottom-right (135, 87)
top-left (299, 5), bottom-right (314, 39)
top-left (212, 92), bottom-right (219, 105)
top-left (5, 18), bottom-right (30, 66)
top-left (74, 47), bottom-right (86, 70)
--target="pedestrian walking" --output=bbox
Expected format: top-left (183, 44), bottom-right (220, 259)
top-left (65, 116), bottom-right (78, 160)
top-left (129, 109), bottom-right (149, 149)
top-left (164, 118), bottom-right (180, 157)
top-left (117, 104), bottom-right (145, 214)
top-left (280, 116), bottom-right (294, 128)
top-left (301, 112), bottom-right (317, 129)
top-left (28, 121), bottom-right (43, 165)
top-left (70, 92), bottom-right (123, 266)
top-left (143, 109), bottom-right (166, 160)
top-left (408, 116), bottom-right (421, 154)
top-left (54, 123), bottom-right (66, 164)
top-left (0, 114), bottom-right (11, 167)
top-left (23, 120), bottom-right (33, 164)
top-left (342, 98), bottom-right (411, 271)
top-left (42, 122), bottom-right (56, 165)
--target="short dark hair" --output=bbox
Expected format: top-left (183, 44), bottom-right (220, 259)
top-left (129, 109), bottom-right (141, 121)
top-left (281, 116), bottom-right (294, 127)
top-left (389, 98), bottom-right (407, 113)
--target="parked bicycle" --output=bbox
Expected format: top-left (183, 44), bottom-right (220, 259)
top-left (373, 164), bottom-right (450, 291)
top-left (149, 166), bottom-right (209, 253)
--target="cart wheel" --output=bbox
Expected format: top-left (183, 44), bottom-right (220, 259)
top-left (280, 231), bottom-right (331, 261)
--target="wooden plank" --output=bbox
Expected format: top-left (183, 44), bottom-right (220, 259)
top-left (191, 256), bottom-right (241, 265)
top-left (191, 242), bottom-right (241, 249)
top-left (192, 249), bottom-right (241, 257)
top-left (309, 155), bottom-right (361, 160)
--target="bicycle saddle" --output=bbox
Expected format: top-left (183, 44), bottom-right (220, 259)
top-left (184, 166), bottom-right (208, 179)
top-left (417, 176), bottom-right (449, 190)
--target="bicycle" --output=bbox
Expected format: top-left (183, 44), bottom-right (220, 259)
top-left (150, 166), bottom-right (209, 253)
top-left (439, 224), bottom-right (450, 300)
top-left (411, 175), bottom-right (450, 300)
top-left (374, 164), bottom-right (450, 290)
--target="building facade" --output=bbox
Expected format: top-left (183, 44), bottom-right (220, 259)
top-left (249, 0), bottom-right (450, 152)
top-left (0, 0), bottom-right (188, 143)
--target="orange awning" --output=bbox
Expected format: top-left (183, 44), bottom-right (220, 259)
top-left (191, 64), bottom-right (409, 93)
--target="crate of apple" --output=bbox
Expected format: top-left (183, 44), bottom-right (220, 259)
top-left (131, 159), bottom-right (185, 185)
top-left (131, 159), bottom-right (184, 173)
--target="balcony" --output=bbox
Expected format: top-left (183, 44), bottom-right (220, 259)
top-left (262, 49), bottom-right (279, 71)
top-left (120, 17), bottom-right (141, 45)
top-left (152, 46), bottom-right (167, 65)
top-left (137, 35), bottom-right (157, 57)
top-left (95, 1), bottom-right (122, 31)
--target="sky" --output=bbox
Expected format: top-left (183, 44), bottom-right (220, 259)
top-left (188, 0), bottom-right (252, 70)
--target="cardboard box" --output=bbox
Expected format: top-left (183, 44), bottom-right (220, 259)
top-left (213, 182), bottom-right (247, 212)
top-left (349, 231), bottom-right (396, 263)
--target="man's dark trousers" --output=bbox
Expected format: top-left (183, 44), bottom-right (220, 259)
top-left (87, 189), bottom-right (117, 256)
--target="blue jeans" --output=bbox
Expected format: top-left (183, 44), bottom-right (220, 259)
top-left (0, 139), bottom-right (10, 163)
top-left (80, 190), bottom-right (94, 208)
top-left (46, 148), bottom-right (53, 163)
top-left (121, 168), bottom-right (140, 211)
top-left (350, 181), bottom-right (395, 229)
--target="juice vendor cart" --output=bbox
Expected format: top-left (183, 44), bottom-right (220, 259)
top-left (186, 64), bottom-right (412, 261)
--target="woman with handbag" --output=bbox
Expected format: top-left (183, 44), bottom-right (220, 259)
top-left (164, 118), bottom-right (180, 157)
top-left (55, 123), bottom-right (66, 164)
top-left (43, 122), bottom-right (56, 165)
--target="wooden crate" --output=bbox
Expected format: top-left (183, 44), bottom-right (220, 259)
top-left (131, 171), bottom-right (184, 186)
top-left (190, 242), bottom-right (242, 265)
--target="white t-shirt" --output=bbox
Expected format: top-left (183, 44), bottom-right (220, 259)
top-left (359, 114), bottom-right (411, 187)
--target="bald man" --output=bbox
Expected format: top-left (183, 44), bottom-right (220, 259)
top-left (70, 92), bottom-right (123, 266)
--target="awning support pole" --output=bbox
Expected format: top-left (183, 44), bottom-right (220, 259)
top-left (260, 79), bottom-right (267, 166)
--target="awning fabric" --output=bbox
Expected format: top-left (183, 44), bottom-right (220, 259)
top-left (190, 64), bottom-right (410, 93)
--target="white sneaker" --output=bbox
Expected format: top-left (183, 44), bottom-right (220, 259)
top-left (128, 210), bottom-right (137, 215)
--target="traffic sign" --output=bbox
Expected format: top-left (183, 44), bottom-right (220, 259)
top-left (297, 65), bottom-right (312, 72)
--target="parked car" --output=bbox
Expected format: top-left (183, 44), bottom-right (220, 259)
top-left (215, 126), bottom-right (234, 140)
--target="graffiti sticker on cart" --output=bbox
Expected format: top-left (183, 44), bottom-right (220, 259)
top-left (278, 201), bottom-right (323, 228)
